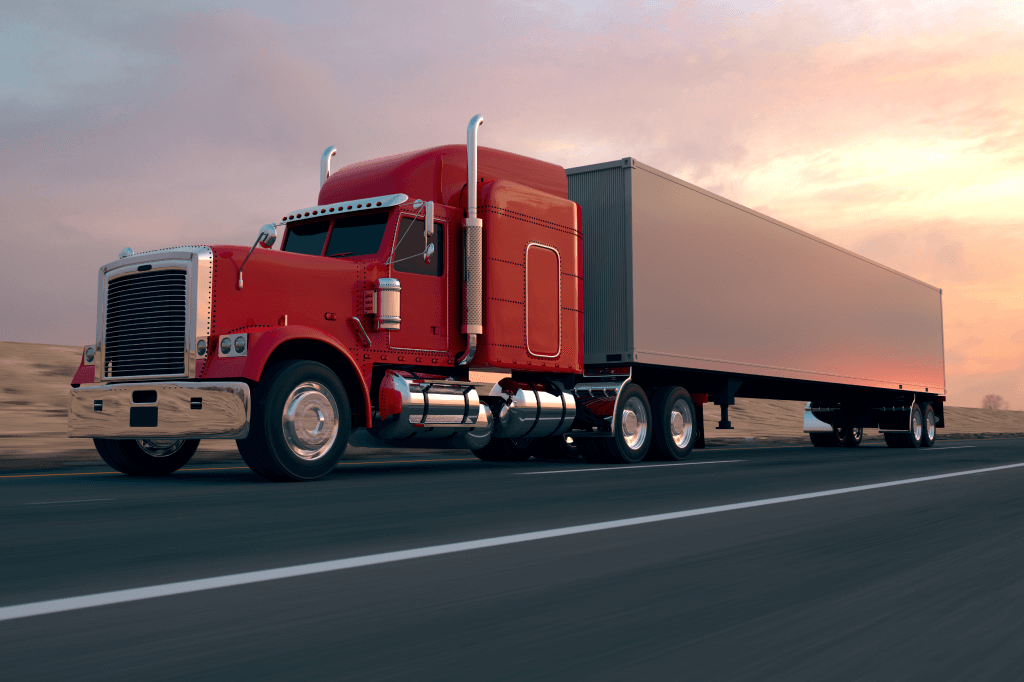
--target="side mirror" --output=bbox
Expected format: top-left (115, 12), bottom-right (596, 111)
top-left (411, 199), bottom-right (435, 256)
top-left (257, 224), bottom-right (277, 249)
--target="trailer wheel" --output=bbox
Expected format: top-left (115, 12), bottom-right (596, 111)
top-left (471, 437), bottom-right (535, 462)
top-left (921, 404), bottom-right (936, 447)
top-left (578, 384), bottom-right (652, 464)
top-left (237, 360), bottom-right (350, 481)
top-left (883, 404), bottom-right (924, 449)
top-left (809, 427), bottom-right (862, 447)
top-left (838, 426), bottom-right (863, 447)
top-left (648, 387), bottom-right (695, 461)
top-left (93, 438), bottom-right (199, 476)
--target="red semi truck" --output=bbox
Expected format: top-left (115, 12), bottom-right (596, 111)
top-left (68, 115), bottom-right (946, 480)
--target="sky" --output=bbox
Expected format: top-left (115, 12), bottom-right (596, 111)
top-left (1, 0), bottom-right (1021, 408)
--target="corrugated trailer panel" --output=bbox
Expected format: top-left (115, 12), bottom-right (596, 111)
top-left (569, 160), bottom-right (633, 361)
top-left (567, 158), bottom-right (946, 395)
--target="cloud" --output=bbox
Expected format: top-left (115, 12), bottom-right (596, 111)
top-left (1, 0), bottom-right (1022, 410)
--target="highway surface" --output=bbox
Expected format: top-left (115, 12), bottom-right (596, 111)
top-left (3, 438), bottom-right (1024, 681)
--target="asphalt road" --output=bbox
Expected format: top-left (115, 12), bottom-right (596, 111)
top-left (2, 438), bottom-right (1024, 681)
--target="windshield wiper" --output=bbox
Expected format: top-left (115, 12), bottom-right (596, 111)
top-left (328, 252), bottom-right (354, 258)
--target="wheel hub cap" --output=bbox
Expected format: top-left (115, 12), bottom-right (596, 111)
top-left (136, 439), bottom-right (184, 457)
top-left (621, 397), bottom-right (648, 451)
top-left (669, 399), bottom-right (693, 448)
top-left (282, 381), bottom-right (339, 461)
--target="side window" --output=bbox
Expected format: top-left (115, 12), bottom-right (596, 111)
top-left (393, 217), bottom-right (444, 277)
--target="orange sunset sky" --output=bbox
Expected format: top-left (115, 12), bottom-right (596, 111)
top-left (1, 0), bottom-right (1021, 408)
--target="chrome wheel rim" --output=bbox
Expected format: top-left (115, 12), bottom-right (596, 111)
top-left (137, 439), bottom-right (184, 457)
top-left (912, 411), bottom-right (923, 442)
top-left (620, 396), bottom-right (648, 451)
top-left (926, 411), bottom-right (936, 441)
top-left (282, 381), bottom-right (340, 461)
top-left (669, 399), bottom-right (693, 449)
top-left (852, 427), bottom-right (863, 443)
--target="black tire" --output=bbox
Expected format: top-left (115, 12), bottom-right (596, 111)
top-left (93, 438), bottom-right (199, 476)
top-left (472, 437), bottom-right (536, 462)
top-left (530, 435), bottom-right (581, 461)
top-left (921, 404), bottom-right (937, 447)
top-left (838, 426), bottom-right (863, 448)
top-left (578, 384), bottom-right (652, 464)
top-left (237, 360), bottom-right (351, 481)
top-left (648, 386), bottom-right (696, 461)
top-left (884, 404), bottom-right (924, 449)
top-left (809, 431), bottom-right (840, 447)
top-left (810, 426), bottom-right (862, 447)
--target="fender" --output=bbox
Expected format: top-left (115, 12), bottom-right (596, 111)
top-left (205, 325), bottom-right (373, 428)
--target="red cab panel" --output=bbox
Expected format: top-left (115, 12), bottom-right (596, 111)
top-left (468, 180), bottom-right (582, 373)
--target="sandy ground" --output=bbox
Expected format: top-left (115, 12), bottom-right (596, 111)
top-left (2, 340), bottom-right (1023, 470)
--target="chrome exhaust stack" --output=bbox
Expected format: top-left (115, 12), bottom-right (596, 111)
top-left (457, 114), bottom-right (484, 367)
top-left (321, 146), bottom-right (337, 189)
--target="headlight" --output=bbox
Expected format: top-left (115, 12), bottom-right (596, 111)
top-left (197, 339), bottom-right (207, 357)
top-left (220, 337), bottom-right (232, 355)
top-left (84, 346), bottom-right (95, 364)
top-left (234, 336), bottom-right (246, 353)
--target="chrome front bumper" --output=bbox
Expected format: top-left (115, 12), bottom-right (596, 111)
top-left (68, 382), bottom-right (250, 440)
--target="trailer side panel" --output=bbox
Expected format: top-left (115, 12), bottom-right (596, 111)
top-left (568, 159), bottom-right (946, 394)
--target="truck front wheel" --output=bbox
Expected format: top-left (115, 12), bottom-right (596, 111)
top-left (237, 360), bottom-right (351, 481)
top-left (94, 438), bottom-right (199, 476)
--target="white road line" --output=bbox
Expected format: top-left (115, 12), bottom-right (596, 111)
top-left (26, 499), bottom-right (114, 506)
top-left (518, 460), bottom-right (745, 475)
top-left (3, 461), bottom-right (1023, 623)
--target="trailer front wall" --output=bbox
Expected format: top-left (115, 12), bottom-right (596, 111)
top-left (568, 159), bottom-right (946, 394)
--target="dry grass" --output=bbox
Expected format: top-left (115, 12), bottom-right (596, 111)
top-left (3, 342), bottom-right (1023, 470)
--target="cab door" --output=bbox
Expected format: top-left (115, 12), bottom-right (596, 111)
top-left (388, 207), bottom-right (449, 354)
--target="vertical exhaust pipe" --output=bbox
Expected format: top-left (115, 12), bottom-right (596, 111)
top-left (321, 146), bottom-right (337, 189)
top-left (457, 114), bottom-right (484, 367)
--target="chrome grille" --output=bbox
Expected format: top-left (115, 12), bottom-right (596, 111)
top-left (104, 269), bottom-right (188, 378)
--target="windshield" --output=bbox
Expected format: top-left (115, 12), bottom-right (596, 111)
top-left (282, 218), bottom-right (330, 255)
top-left (282, 210), bottom-right (391, 257)
top-left (325, 211), bottom-right (390, 257)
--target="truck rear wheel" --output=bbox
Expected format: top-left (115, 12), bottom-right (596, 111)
top-left (884, 404), bottom-right (924, 449)
top-left (530, 435), bottom-right (580, 460)
top-left (472, 437), bottom-right (535, 462)
top-left (237, 360), bottom-right (350, 481)
top-left (579, 384), bottom-right (652, 464)
top-left (648, 387), bottom-right (695, 461)
top-left (94, 438), bottom-right (199, 476)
